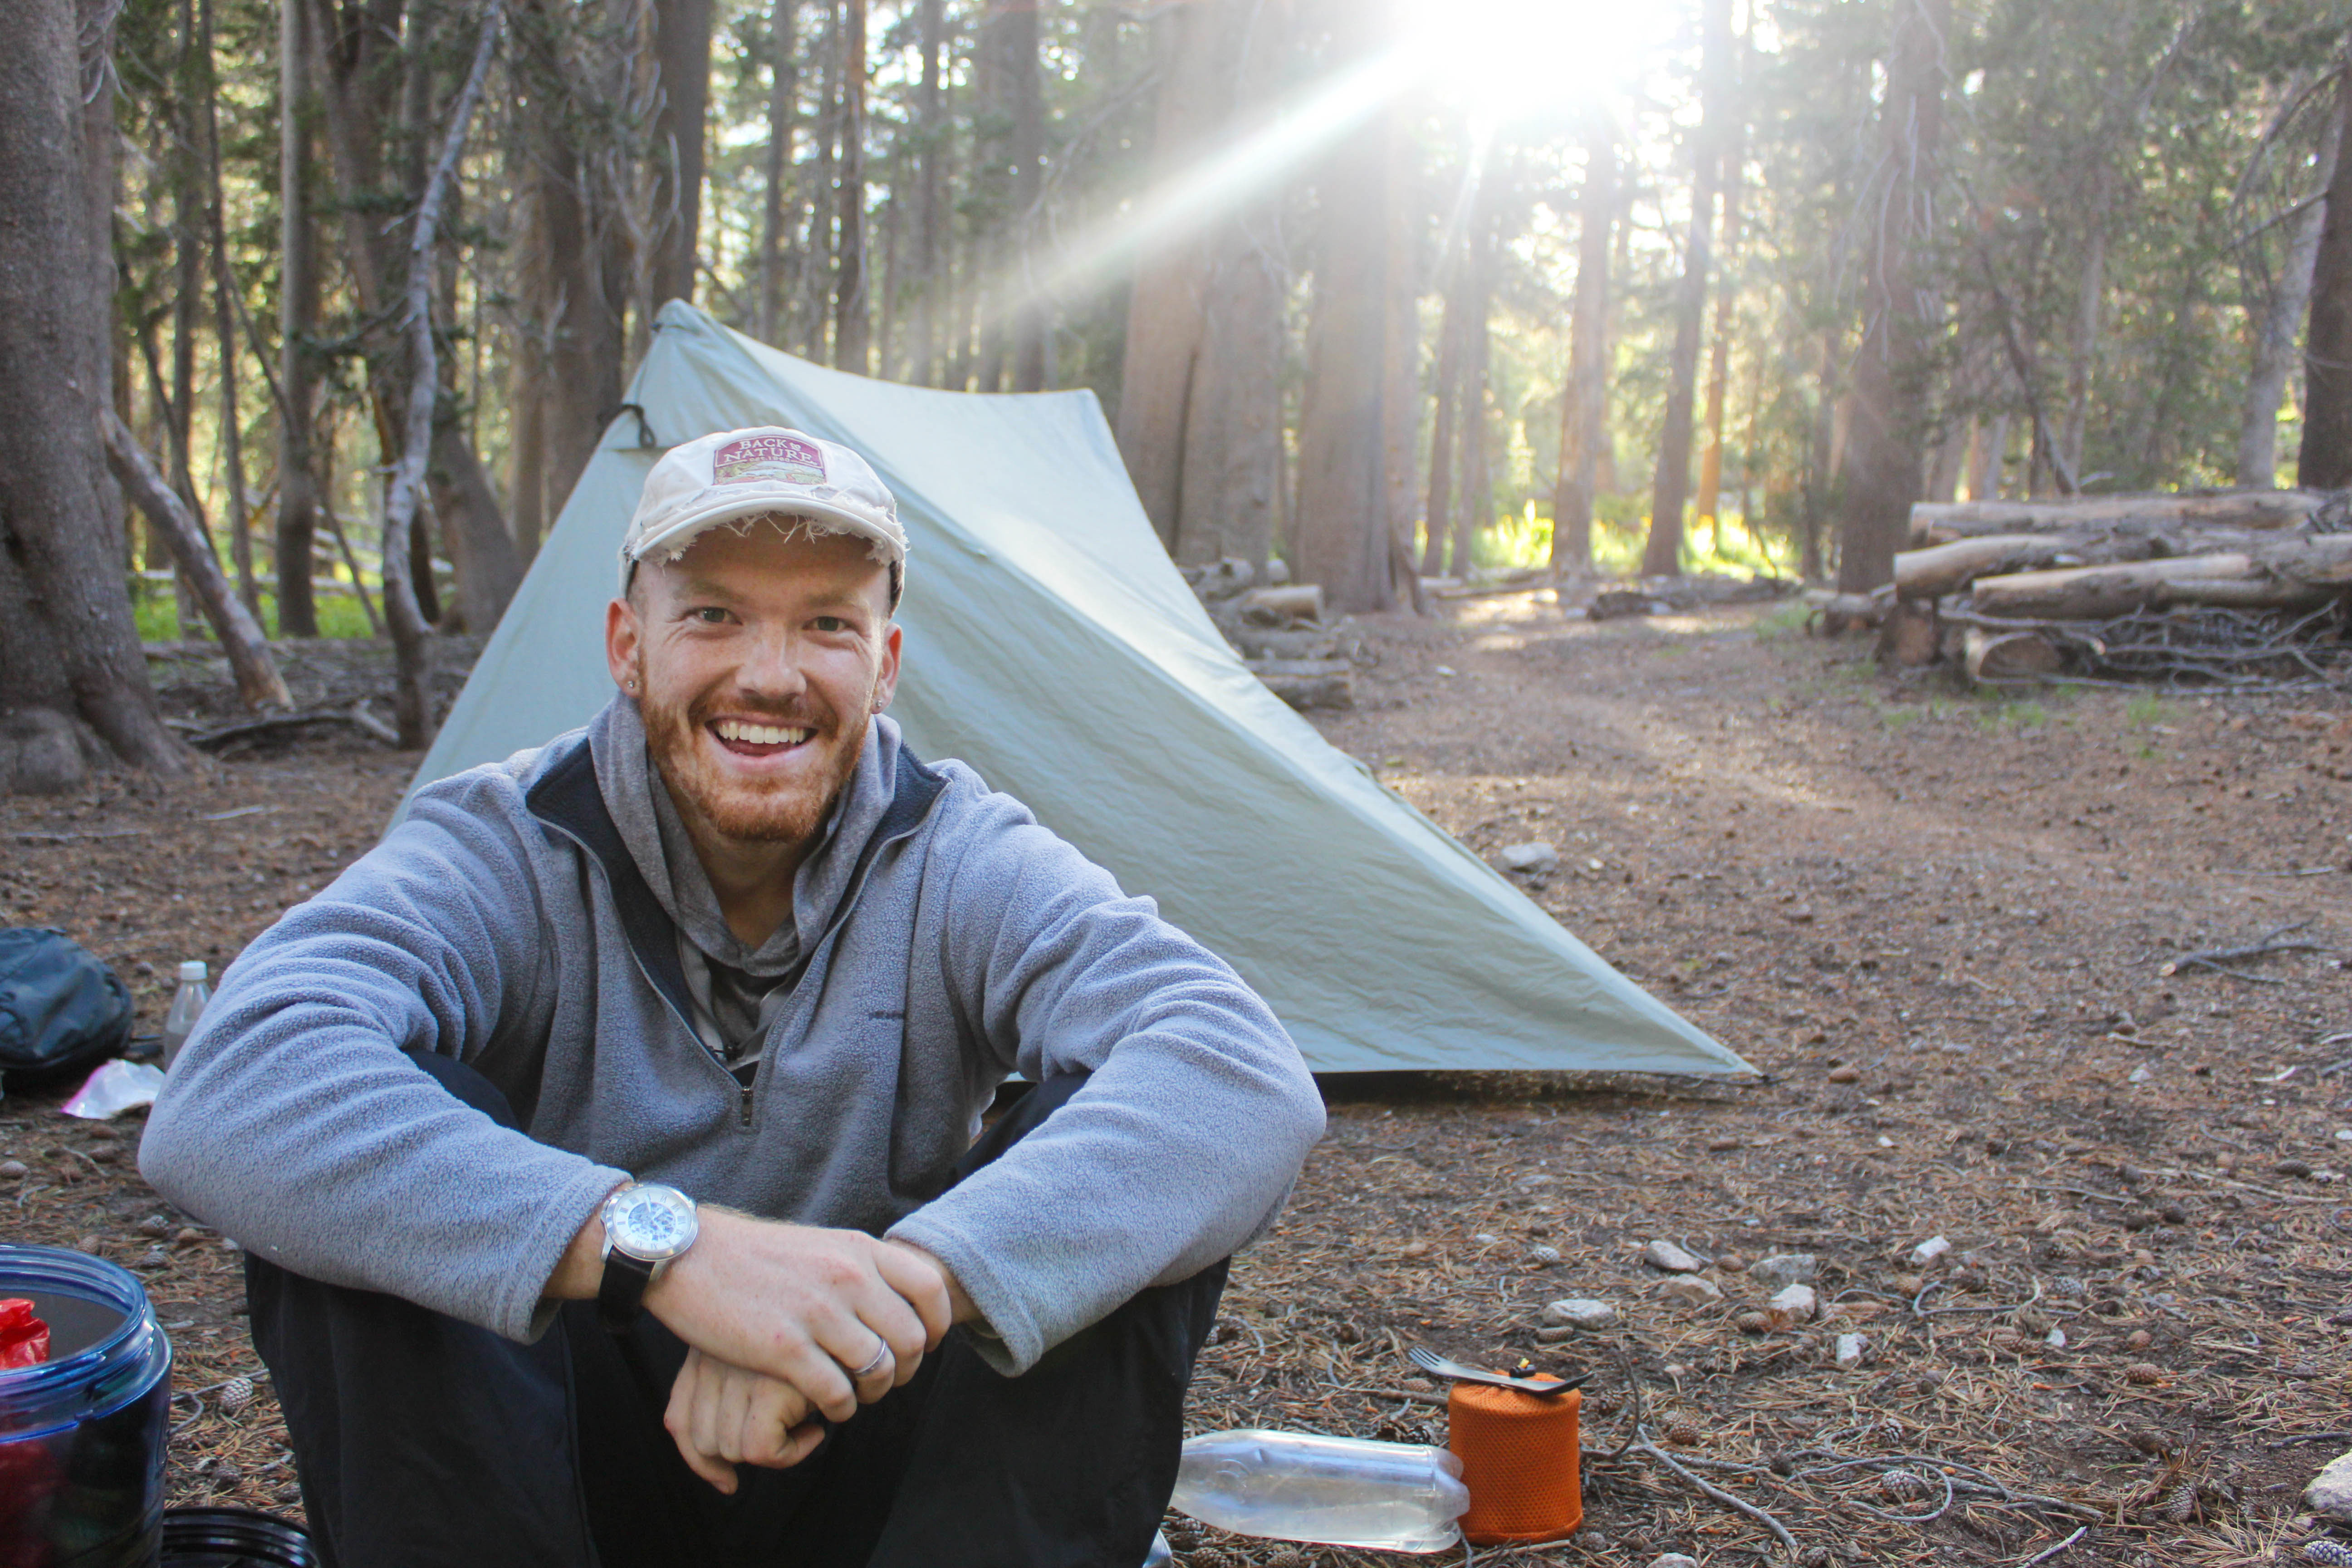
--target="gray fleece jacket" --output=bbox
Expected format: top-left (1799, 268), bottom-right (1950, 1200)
top-left (139, 700), bottom-right (1324, 1374)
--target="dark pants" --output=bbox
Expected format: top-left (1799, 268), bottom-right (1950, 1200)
top-left (247, 1062), bottom-right (1227, 1568)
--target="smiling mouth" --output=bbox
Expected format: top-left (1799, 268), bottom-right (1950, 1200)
top-left (710, 717), bottom-right (814, 758)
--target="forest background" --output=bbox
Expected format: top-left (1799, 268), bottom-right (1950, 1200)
top-left (10, 0), bottom-right (2352, 764)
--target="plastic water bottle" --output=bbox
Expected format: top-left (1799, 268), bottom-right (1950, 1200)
top-left (160, 961), bottom-right (210, 1071)
top-left (1170, 1429), bottom-right (1470, 1553)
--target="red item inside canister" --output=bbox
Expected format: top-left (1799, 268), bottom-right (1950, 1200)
top-left (0, 1300), bottom-right (50, 1370)
top-left (1446, 1379), bottom-right (1583, 1545)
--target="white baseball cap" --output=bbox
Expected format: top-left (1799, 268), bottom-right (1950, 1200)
top-left (620, 426), bottom-right (908, 598)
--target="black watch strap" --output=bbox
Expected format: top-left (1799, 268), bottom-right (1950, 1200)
top-left (598, 1249), bottom-right (657, 1334)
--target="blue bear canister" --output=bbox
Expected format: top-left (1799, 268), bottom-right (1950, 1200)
top-left (0, 1245), bottom-right (173, 1568)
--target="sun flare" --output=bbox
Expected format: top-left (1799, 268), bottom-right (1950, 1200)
top-left (1404, 0), bottom-right (1664, 117)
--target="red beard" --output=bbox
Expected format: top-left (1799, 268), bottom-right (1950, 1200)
top-left (638, 678), bottom-right (868, 847)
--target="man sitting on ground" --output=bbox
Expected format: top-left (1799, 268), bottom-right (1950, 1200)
top-left (142, 426), bottom-right (1325, 1568)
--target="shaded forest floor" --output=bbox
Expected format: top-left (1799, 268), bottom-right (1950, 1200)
top-left (4, 602), bottom-right (2350, 1565)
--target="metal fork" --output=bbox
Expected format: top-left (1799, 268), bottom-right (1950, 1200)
top-left (1407, 1346), bottom-right (1586, 1396)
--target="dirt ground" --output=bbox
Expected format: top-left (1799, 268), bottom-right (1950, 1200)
top-left (4, 599), bottom-right (2349, 1566)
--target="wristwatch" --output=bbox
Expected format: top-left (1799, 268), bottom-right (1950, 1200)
top-left (597, 1181), bottom-right (700, 1333)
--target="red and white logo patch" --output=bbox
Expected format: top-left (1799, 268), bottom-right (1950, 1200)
top-left (711, 433), bottom-right (825, 489)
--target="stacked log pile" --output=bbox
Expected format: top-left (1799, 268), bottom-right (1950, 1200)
top-left (1182, 558), bottom-right (1357, 710)
top-left (1880, 490), bottom-right (2352, 689)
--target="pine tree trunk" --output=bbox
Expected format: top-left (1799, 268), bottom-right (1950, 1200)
top-left (1420, 271), bottom-right (1464, 576)
top-left (2303, 68), bottom-right (2352, 488)
top-left (0, 0), bottom-right (186, 779)
top-left (1114, 0), bottom-right (1219, 545)
top-left (1643, 0), bottom-right (1731, 578)
top-left (803, 0), bottom-right (840, 358)
top-left (1450, 207), bottom-right (1493, 579)
top-left (1695, 113), bottom-right (1744, 543)
top-left (1550, 123), bottom-right (1612, 575)
top-left (1835, 0), bottom-right (1950, 593)
top-left (1004, 0), bottom-right (1046, 392)
top-left (833, 0), bottom-right (868, 371)
top-left (1293, 0), bottom-right (1399, 613)
top-left (275, 0), bottom-right (322, 635)
top-left (651, 0), bottom-right (713, 309)
top-left (1379, 85), bottom-right (1422, 587)
top-left (911, 0), bottom-right (942, 384)
top-left (759, 0), bottom-right (801, 346)
top-left (2245, 105), bottom-right (2338, 486)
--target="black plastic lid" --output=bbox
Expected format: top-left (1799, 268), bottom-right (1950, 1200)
top-left (159, 1507), bottom-right (318, 1568)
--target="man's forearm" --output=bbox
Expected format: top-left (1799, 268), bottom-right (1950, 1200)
top-left (541, 1199), bottom-right (979, 1327)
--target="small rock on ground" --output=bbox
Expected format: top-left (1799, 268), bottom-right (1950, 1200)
top-left (1769, 1283), bottom-right (1818, 1323)
top-left (1499, 841), bottom-right (1559, 874)
top-left (1646, 1555), bottom-right (1700, 1568)
top-left (1643, 1239), bottom-right (1707, 1273)
top-left (1749, 1252), bottom-right (1816, 1288)
top-left (2307, 1447), bottom-right (2352, 1522)
top-left (1543, 1298), bottom-right (1618, 1330)
top-left (1660, 1275), bottom-right (1725, 1306)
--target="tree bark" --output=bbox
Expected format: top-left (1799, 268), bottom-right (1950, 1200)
top-left (193, 0), bottom-right (259, 617)
top-left (1449, 188), bottom-right (1496, 578)
top-left (759, 0), bottom-right (801, 346)
top-left (382, 0), bottom-right (504, 746)
top-left (276, 0), bottom-right (323, 635)
top-left (1643, 0), bottom-right (1732, 578)
top-left (1695, 64), bottom-right (1745, 542)
top-left (0, 0), bottom-right (187, 776)
top-left (2245, 101), bottom-right (2339, 486)
top-left (833, 0), bottom-right (868, 370)
top-left (1835, 0), bottom-right (1950, 594)
top-left (103, 414), bottom-right (292, 710)
top-left (650, 0), bottom-right (714, 309)
top-left (1114, 0), bottom-right (1222, 545)
top-left (1420, 237), bottom-right (1467, 575)
top-left (1379, 82), bottom-right (1422, 594)
top-left (1172, 0), bottom-right (1289, 576)
top-left (1551, 123), bottom-right (1612, 575)
top-left (1003, 0), bottom-right (1046, 392)
top-left (1293, 0), bottom-right (1400, 613)
top-left (910, 0), bottom-right (943, 383)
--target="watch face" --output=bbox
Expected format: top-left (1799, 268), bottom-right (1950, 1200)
top-left (607, 1184), bottom-right (699, 1261)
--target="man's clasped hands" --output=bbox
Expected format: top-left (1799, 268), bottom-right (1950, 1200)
top-left (558, 1205), bottom-right (977, 1494)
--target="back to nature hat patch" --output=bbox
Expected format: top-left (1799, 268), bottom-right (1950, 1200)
top-left (621, 425), bottom-right (908, 590)
top-left (712, 431), bottom-right (827, 488)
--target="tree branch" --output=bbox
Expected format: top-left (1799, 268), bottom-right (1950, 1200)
top-left (378, 0), bottom-right (505, 746)
top-left (101, 410), bottom-right (293, 712)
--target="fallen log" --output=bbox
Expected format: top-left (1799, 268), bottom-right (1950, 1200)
top-left (1908, 490), bottom-right (2328, 547)
top-left (1963, 626), bottom-right (2065, 683)
top-left (102, 410), bottom-right (293, 712)
top-left (1249, 657), bottom-right (1352, 711)
top-left (1895, 534), bottom-right (2081, 599)
top-left (1237, 585), bottom-right (1324, 626)
top-left (1874, 597), bottom-right (1940, 666)
top-left (1811, 588), bottom-right (1891, 636)
top-left (1972, 554), bottom-right (2295, 620)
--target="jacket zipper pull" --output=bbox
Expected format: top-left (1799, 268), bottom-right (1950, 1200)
top-left (738, 1082), bottom-right (755, 1127)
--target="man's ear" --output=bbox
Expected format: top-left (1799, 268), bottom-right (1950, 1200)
top-left (605, 596), bottom-right (642, 692)
top-left (870, 622), bottom-right (903, 713)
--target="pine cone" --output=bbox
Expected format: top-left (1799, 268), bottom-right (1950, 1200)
top-left (217, 1375), bottom-right (255, 1417)
top-left (2302, 1540), bottom-right (2352, 1566)
top-left (1666, 1421), bottom-right (1703, 1446)
top-left (2160, 1481), bottom-right (2196, 1523)
top-left (1264, 1554), bottom-right (1311, 1568)
top-left (1878, 1468), bottom-right (1926, 1500)
top-left (1735, 1311), bottom-right (1774, 1336)
top-left (1185, 1550), bottom-right (1235, 1568)
top-left (2125, 1362), bottom-right (2163, 1386)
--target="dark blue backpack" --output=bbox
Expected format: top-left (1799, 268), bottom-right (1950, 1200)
top-left (0, 928), bottom-right (133, 1086)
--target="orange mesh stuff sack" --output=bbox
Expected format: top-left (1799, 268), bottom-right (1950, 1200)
top-left (1446, 1381), bottom-right (1582, 1545)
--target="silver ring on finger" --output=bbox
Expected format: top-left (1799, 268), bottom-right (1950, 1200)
top-left (848, 1342), bottom-right (893, 1380)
